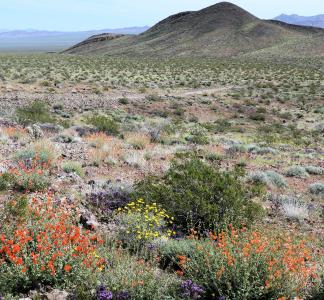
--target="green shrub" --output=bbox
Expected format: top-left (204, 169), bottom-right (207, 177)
top-left (250, 113), bottom-right (265, 121)
top-left (0, 172), bottom-right (14, 191)
top-left (157, 238), bottom-right (200, 270)
top-left (62, 161), bottom-right (84, 177)
top-left (13, 170), bottom-right (50, 192)
top-left (86, 114), bottom-right (119, 135)
top-left (98, 247), bottom-right (180, 299)
top-left (16, 100), bottom-right (55, 125)
top-left (134, 157), bottom-right (264, 231)
top-left (5, 196), bottom-right (28, 218)
top-left (118, 97), bottom-right (129, 105)
top-left (247, 171), bottom-right (269, 185)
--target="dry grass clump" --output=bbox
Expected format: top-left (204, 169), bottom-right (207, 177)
top-left (0, 127), bottom-right (28, 142)
top-left (85, 132), bottom-right (112, 148)
top-left (124, 132), bottom-right (151, 150)
top-left (86, 134), bottom-right (125, 166)
top-left (15, 139), bottom-right (60, 168)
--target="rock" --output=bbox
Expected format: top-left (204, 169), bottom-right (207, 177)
top-left (314, 123), bottom-right (324, 133)
top-left (72, 125), bottom-right (96, 137)
top-left (54, 134), bottom-right (74, 143)
top-left (44, 289), bottom-right (69, 300)
top-left (26, 124), bottom-right (44, 139)
top-left (80, 208), bottom-right (100, 230)
top-left (39, 123), bottom-right (64, 133)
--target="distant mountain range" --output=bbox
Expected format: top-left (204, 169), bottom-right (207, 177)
top-left (274, 14), bottom-right (324, 28)
top-left (0, 27), bottom-right (149, 52)
top-left (64, 2), bottom-right (324, 58)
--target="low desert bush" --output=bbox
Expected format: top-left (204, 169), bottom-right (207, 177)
top-left (15, 140), bottom-right (60, 168)
top-left (16, 100), bottom-right (55, 126)
top-left (124, 132), bottom-right (151, 150)
top-left (123, 152), bottom-right (147, 169)
top-left (186, 126), bottom-right (209, 145)
top-left (309, 182), bottom-right (324, 197)
top-left (95, 248), bottom-right (180, 300)
top-left (0, 127), bottom-right (27, 141)
top-left (61, 161), bottom-right (84, 177)
top-left (86, 114), bottom-right (119, 136)
top-left (134, 157), bottom-right (264, 231)
top-left (0, 172), bottom-right (14, 191)
top-left (265, 171), bottom-right (287, 188)
top-left (285, 166), bottom-right (309, 178)
top-left (249, 170), bottom-right (287, 189)
top-left (12, 165), bottom-right (50, 192)
top-left (250, 112), bottom-right (265, 121)
top-left (304, 166), bottom-right (324, 175)
top-left (85, 132), bottom-right (111, 148)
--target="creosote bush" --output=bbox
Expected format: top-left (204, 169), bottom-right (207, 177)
top-left (16, 100), bottom-right (56, 126)
top-left (61, 160), bottom-right (84, 177)
top-left (86, 114), bottom-right (119, 136)
top-left (134, 156), bottom-right (264, 231)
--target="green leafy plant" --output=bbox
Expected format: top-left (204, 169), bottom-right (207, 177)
top-left (61, 161), bottom-right (84, 177)
top-left (134, 157), bottom-right (264, 231)
top-left (86, 114), bottom-right (119, 135)
top-left (16, 101), bottom-right (56, 125)
top-left (0, 172), bottom-right (14, 191)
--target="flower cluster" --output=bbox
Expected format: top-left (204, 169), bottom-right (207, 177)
top-left (87, 181), bottom-right (132, 215)
top-left (117, 199), bottom-right (175, 240)
top-left (8, 159), bottom-right (50, 192)
top-left (0, 194), bottom-right (105, 293)
top-left (181, 279), bottom-right (205, 299)
top-left (0, 126), bottom-right (27, 141)
top-left (96, 285), bottom-right (130, 300)
top-left (96, 285), bottom-right (113, 300)
top-left (178, 226), bottom-right (320, 299)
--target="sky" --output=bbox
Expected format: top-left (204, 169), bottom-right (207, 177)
top-left (1, 0), bottom-right (324, 31)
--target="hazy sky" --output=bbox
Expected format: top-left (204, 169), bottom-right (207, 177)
top-left (1, 0), bottom-right (324, 31)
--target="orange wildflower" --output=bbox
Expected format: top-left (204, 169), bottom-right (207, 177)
top-left (64, 264), bottom-right (72, 272)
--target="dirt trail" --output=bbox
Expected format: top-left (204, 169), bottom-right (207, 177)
top-left (176, 86), bottom-right (233, 96)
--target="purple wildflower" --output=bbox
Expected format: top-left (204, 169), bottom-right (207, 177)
top-left (181, 280), bottom-right (205, 299)
top-left (115, 290), bottom-right (130, 299)
top-left (147, 243), bottom-right (157, 251)
top-left (96, 284), bottom-right (113, 300)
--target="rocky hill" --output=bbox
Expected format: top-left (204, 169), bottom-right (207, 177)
top-left (64, 2), bottom-right (324, 57)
